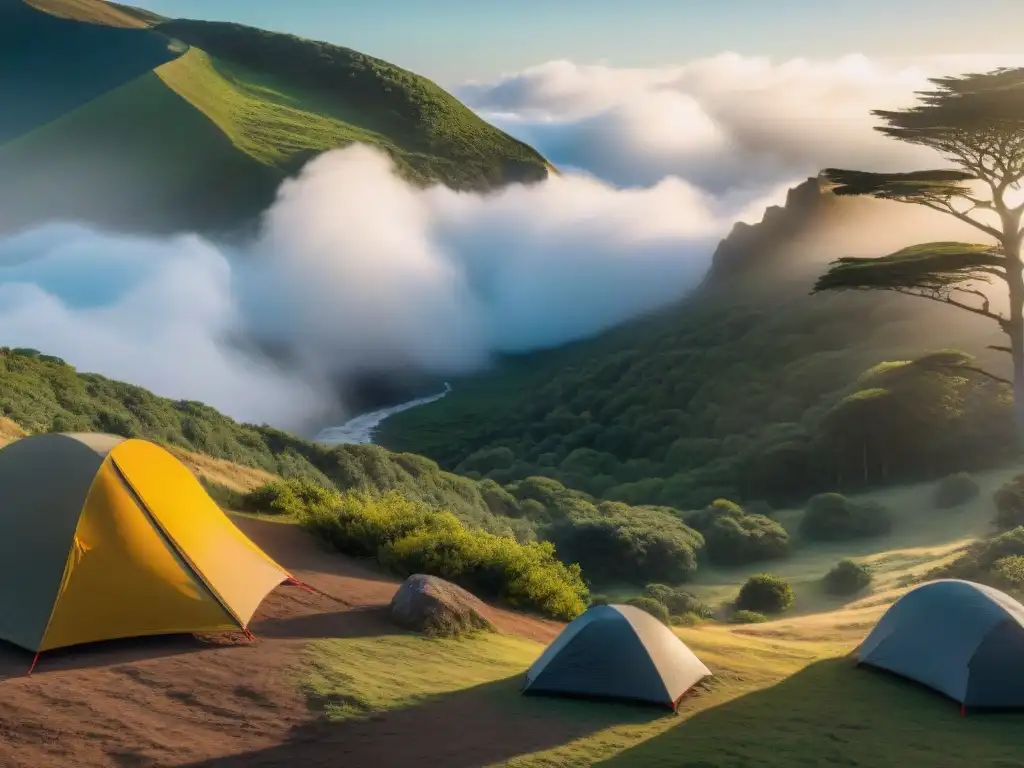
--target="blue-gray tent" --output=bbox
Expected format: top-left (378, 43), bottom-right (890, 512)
top-left (522, 604), bottom-right (712, 709)
top-left (855, 579), bottom-right (1024, 709)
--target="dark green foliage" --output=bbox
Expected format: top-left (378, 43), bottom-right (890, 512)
top-left (302, 490), bottom-right (588, 620)
top-left (728, 610), bottom-right (768, 624)
top-left (822, 559), bottom-right (873, 596)
top-left (735, 574), bottom-right (795, 614)
top-left (379, 286), bottom-right (1012, 509)
top-left (641, 584), bottom-right (713, 617)
top-left (686, 499), bottom-right (790, 566)
top-left (933, 472), bottom-right (980, 509)
top-left (799, 493), bottom-right (893, 541)
top-left (589, 594), bottom-right (610, 606)
top-left (993, 474), bottom-right (1024, 531)
top-left (535, 481), bottom-right (705, 585)
top-left (624, 596), bottom-right (670, 625)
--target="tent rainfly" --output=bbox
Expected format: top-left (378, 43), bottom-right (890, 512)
top-left (0, 433), bottom-right (296, 663)
top-left (855, 579), bottom-right (1024, 710)
top-left (522, 603), bottom-right (712, 709)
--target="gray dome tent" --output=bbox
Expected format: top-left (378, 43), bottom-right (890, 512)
top-left (855, 579), bottom-right (1024, 709)
top-left (522, 604), bottom-right (712, 709)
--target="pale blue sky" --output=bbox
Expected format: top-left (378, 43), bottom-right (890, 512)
top-left (128, 0), bottom-right (1024, 85)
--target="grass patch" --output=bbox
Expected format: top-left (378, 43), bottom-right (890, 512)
top-left (300, 613), bottom-right (1024, 766)
top-left (304, 633), bottom-right (539, 719)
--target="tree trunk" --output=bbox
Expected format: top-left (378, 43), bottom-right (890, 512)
top-left (1004, 225), bottom-right (1024, 451)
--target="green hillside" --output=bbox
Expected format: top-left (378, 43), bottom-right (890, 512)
top-left (377, 182), bottom-right (1015, 510)
top-left (0, 0), bottom-right (551, 235)
top-left (0, 346), bottom-right (710, 596)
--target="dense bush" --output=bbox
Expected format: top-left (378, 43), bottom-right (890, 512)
top-left (728, 610), bottom-right (767, 624)
top-left (933, 472), bottom-right (980, 509)
top-left (686, 499), bottom-right (790, 566)
top-left (625, 596), bottom-right (671, 625)
top-left (536, 482), bottom-right (705, 585)
top-left (735, 573), bottom-right (795, 614)
top-left (822, 559), bottom-right (872, 596)
top-left (799, 493), bottom-right (893, 541)
top-left (244, 479), bottom-right (339, 516)
top-left (670, 613), bottom-right (702, 627)
top-left (994, 475), bottom-right (1024, 531)
top-left (641, 583), bottom-right (713, 617)
top-left (302, 490), bottom-right (589, 620)
top-left (992, 556), bottom-right (1024, 591)
top-left (589, 594), bottom-right (611, 606)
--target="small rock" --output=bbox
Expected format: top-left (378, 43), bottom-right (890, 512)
top-left (389, 574), bottom-right (496, 637)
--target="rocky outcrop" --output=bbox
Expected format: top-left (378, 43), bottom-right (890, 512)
top-left (701, 174), bottom-right (881, 291)
top-left (389, 574), bottom-right (496, 637)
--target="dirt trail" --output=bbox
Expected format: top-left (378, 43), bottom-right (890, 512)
top-left (0, 517), bottom-right (563, 767)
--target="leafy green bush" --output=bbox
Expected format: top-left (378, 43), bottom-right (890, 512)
top-left (244, 479), bottom-right (340, 516)
top-left (799, 493), bottom-right (893, 541)
top-left (625, 596), bottom-right (670, 625)
top-left (728, 610), bottom-right (767, 624)
top-left (735, 573), bottom-right (794, 614)
top-left (822, 559), bottom-right (872, 596)
top-left (538, 485), bottom-right (705, 584)
top-left (589, 594), bottom-right (611, 606)
top-left (641, 583), bottom-right (713, 617)
top-left (992, 555), bottom-right (1024, 590)
top-left (301, 490), bottom-right (588, 620)
top-left (994, 475), bottom-right (1024, 531)
top-left (199, 477), bottom-right (246, 510)
top-left (671, 613), bottom-right (702, 627)
top-left (686, 499), bottom-right (790, 566)
top-left (933, 472), bottom-right (980, 509)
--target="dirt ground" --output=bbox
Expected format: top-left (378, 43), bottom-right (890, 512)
top-left (0, 517), bottom-right (564, 768)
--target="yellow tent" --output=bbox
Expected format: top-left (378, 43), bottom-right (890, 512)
top-left (0, 433), bottom-right (294, 658)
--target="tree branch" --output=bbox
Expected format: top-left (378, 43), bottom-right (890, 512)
top-left (954, 364), bottom-right (1011, 386)
top-left (989, 344), bottom-right (1013, 354)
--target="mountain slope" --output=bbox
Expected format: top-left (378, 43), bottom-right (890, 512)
top-left (377, 180), bottom-right (1012, 508)
top-left (0, 0), bottom-right (551, 235)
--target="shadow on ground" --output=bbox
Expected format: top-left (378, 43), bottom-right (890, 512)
top-left (599, 658), bottom-right (1024, 767)
top-left (179, 675), bottom-right (666, 768)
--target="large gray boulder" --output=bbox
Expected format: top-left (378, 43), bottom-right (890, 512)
top-left (389, 574), bottom-right (496, 637)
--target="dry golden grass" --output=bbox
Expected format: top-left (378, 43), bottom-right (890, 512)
top-left (165, 447), bottom-right (277, 492)
top-left (24, 0), bottom-right (150, 28)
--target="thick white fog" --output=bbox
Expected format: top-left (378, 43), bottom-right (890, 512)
top-left (1, 52), bottom-right (1020, 428)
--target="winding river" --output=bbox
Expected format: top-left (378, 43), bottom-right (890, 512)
top-left (314, 382), bottom-right (452, 445)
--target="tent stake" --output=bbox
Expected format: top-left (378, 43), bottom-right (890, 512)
top-left (961, 704), bottom-right (966, 718)
top-left (28, 652), bottom-right (40, 675)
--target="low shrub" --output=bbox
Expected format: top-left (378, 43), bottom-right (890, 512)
top-left (671, 613), bottom-right (702, 627)
top-left (244, 479), bottom-right (340, 517)
top-left (625, 596), bottom-right (670, 625)
top-left (200, 478), bottom-right (246, 510)
top-left (685, 499), bottom-right (790, 566)
top-left (933, 472), bottom-right (980, 509)
top-left (728, 610), bottom-right (767, 624)
top-left (302, 490), bottom-right (589, 620)
top-left (641, 583), bottom-right (713, 617)
top-left (993, 555), bottom-right (1024, 590)
top-left (735, 573), bottom-right (794, 614)
top-left (589, 593), bottom-right (611, 606)
top-left (994, 475), bottom-right (1024, 531)
top-left (799, 493), bottom-right (893, 541)
top-left (822, 559), bottom-right (872, 596)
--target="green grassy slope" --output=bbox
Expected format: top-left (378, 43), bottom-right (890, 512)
top-left (296, 614), bottom-right (1023, 767)
top-left (0, 1), bottom-right (551, 234)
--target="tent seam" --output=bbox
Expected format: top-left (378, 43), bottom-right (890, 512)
top-left (109, 456), bottom-right (245, 631)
